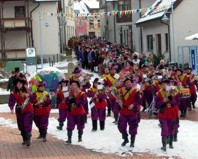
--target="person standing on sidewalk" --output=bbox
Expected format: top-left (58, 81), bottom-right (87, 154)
top-left (32, 82), bottom-right (51, 142)
top-left (8, 78), bottom-right (34, 146)
top-left (117, 77), bottom-right (141, 148)
top-left (7, 71), bottom-right (16, 92)
top-left (65, 80), bottom-right (86, 144)
top-left (56, 79), bottom-right (69, 130)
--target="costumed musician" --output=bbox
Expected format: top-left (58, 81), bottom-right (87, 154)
top-left (56, 79), bottom-right (70, 130)
top-left (8, 78), bottom-right (34, 146)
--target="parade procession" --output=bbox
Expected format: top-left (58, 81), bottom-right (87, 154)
top-left (6, 35), bottom-right (197, 155)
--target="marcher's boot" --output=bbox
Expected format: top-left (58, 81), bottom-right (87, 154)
top-left (183, 109), bottom-right (187, 117)
top-left (42, 129), bottom-right (47, 142)
top-left (130, 135), bottom-right (136, 147)
top-left (142, 102), bottom-right (147, 112)
top-left (92, 120), bottom-right (97, 132)
top-left (107, 107), bottom-right (111, 117)
top-left (78, 130), bottom-right (83, 142)
top-left (169, 135), bottom-right (174, 149)
top-left (84, 115), bottom-right (87, 124)
top-left (121, 133), bottom-right (129, 147)
top-left (100, 121), bottom-right (105, 130)
top-left (37, 129), bottom-right (42, 139)
top-left (192, 103), bottom-right (196, 109)
top-left (113, 114), bottom-right (118, 124)
top-left (66, 130), bottom-right (72, 144)
top-left (166, 135), bottom-right (170, 144)
top-left (173, 132), bottom-right (178, 142)
top-left (25, 132), bottom-right (32, 147)
top-left (161, 137), bottom-right (167, 151)
top-left (21, 132), bottom-right (26, 145)
top-left (180, 110), bottom-right (184, 117)
top-left (57, 121), bottom-right (64, 130)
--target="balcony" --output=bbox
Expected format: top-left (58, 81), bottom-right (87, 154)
top-left (0, 49), bottom-right (26, 60)
top-left (0, 18), bottom-right (31, 31)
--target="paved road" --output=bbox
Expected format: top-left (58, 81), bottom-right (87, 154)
top-left (1, 109), bottom-right (197, 159)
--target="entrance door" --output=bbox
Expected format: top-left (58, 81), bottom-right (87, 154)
top-left (189, 46), bottom-right (197, 73)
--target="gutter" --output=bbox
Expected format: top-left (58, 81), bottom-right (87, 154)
top-left (30, 0), bottom-right (40, 47)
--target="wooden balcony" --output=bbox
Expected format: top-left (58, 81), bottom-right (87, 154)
top-left (0, 49), bottom-right (26, 60)
top-left (0, 18), bottom-right (31, 31)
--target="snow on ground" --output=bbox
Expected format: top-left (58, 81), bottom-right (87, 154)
top-left (0, 88), bottom-right (10, 95)
top-left (0, 79), bottom-right (8, 83)
top-left (0, 116), bottom-right (198, 159)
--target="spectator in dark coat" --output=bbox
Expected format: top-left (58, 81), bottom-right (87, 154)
top-left (7, 71), bottom-right (16, 92)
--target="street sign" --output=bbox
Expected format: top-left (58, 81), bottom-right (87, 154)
top-left (26, 48), bottom-right (36, 57)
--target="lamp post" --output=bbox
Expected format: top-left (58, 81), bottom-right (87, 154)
top-left (171, 1), bottom-right (176, 62)
top-left (39, 12), bottom-right (44, 69)
top-left (39, 12), bottom-right (49, 69)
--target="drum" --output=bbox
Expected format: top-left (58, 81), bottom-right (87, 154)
top-left (180, 88), bottom-right (191, 98)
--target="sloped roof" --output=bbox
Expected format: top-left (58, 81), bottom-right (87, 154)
top-left (81, 0), bottom-right (99, 9)
top-left (74, 1), bottom-right (90, 14)
top-left (136, 0), bottom-right (176, 25)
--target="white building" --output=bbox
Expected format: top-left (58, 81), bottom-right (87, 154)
top-left (136, 0), bottom-right (198, 66)
top-left (64, 0), bottom-right (75, 44)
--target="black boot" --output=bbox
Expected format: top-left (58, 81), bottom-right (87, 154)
top-left (78, 130), bottom-right (83, 142)
top-left (169, 135), bottom-right (174, 149)
top-left (100, 121), bottom-right (105, 130)
top-left (174, 132), bottom-right (178, 142)
top-left (113, 114), bottom-right (118, 124)
top-left (166, 135), bottom-right (170, 145)
top-left (57, 121), bottom-right (64, 130)
top-left (121, 133), bottom-right (129, 147)
top-left (42, 129), bottom-right (47, 142)
top-left (161, 137), bottom-right (167, 151)
top-left (37, 129), bottom-right (42, 139)
top-left (92, 120), bottom-right (97, 132)
top-left (66, 130), bottom-right (72, 144)
top-left (142, 101), bottom-right (147, 112)
top-left (192, 103), bottom-right (196, 109)
top-left (25, 132), bottom-right (31, 147)
top-left (130, 135), bottom-right (136, 147)
top-left (107, 107), bottom-right (111, 117)
top-left (183, 110), bottom-right (187, 117)
top-left (84, 115), bottom-right (87, 124)
top-left (21, 132), bottom-right (26, 145)
top-left (180, 110), bottom-right (184, 117)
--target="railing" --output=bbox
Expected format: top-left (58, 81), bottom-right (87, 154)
top-left (0, 18), bottom-right (31, 29)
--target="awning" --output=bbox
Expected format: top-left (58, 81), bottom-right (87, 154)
top-left (185, 33), bottom-right (198, 40)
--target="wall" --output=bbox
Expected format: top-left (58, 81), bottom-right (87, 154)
top-left (142, 21), bottom-right (169, 59)
top-left (169, 0), bottom-right (198, 63)
top-left (132, 0), bottom-right (156, 53)
top-left (30, 2), bottom-right (60, 57)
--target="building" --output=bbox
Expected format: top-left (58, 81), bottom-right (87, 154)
top-left (74, 0), bottom-right (89, 36)
top-left (136, 0), bottom-right (198, 67)
top-left (82, 0), bottom-right (101, 37)
top-left (64, 0), bottom-right (75, 45)
top-left (99, 0), bottom-right (155, 51)
top-left (0, 0), bottom-right (61, 61)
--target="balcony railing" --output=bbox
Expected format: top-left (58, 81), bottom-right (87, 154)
top-left (0, 18), bottom-right (31, 30)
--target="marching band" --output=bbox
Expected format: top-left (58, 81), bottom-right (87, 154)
top-left (8, 38), bottom-right (198, 152)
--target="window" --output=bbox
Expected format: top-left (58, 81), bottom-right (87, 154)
top-left (165, 33), bottom-right (169, 51)
top-left (147, 35), bottom-right (153, 51)
top-left (15, 6), bottom-right (25, 17)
